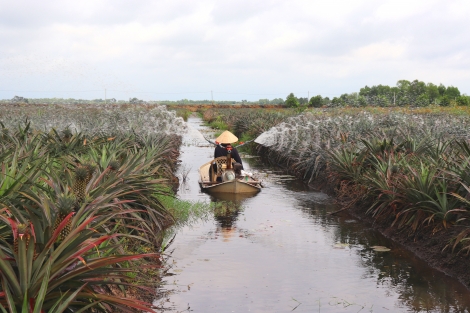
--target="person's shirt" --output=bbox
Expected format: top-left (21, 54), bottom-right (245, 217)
top-left (214, 144), bottom-right (243, 168)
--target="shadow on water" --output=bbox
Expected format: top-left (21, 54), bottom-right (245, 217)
top-left (157, 116), bottom-right (470, 313)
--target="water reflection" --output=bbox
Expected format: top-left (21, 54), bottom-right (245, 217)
top-left (276, 172), bottom-right (470, 313)
top-left (244, 153), bottom-right (470, 312)
top-left (208, 193), bottom-right (256, 242)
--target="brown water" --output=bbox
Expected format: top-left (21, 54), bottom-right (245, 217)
top-left (156, 117), bottom-right (470, 313)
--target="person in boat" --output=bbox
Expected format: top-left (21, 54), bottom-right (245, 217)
top-left (212, 130), bottom-right (244, 181)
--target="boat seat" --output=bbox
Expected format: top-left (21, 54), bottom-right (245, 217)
top-left (213, 156), bottom-right (235, 177)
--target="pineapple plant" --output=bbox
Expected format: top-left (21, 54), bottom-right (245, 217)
top-left (54, 194), bottom-right (76, 242)
top-left (13, 223), bottom-right (31, 255)
top-left (73, 166), bottom-right (89, 204)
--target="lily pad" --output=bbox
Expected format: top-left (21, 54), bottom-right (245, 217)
top-left (371, 246), bottom-right (391, 252)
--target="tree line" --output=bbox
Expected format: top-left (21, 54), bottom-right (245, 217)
top-left (284, 79), bottom-right (469, 108)
top-left (3, 79), bottom-right (468, 108)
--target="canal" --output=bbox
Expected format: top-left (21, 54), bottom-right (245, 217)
top-left (156, 116), bottom-right (470, 313)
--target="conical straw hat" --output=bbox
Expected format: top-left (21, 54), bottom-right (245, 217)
top-left (216, 131), bottom-right (238, 144)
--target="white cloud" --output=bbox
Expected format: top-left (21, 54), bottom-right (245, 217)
top-left (352, 41), bottom-right (407, 60)
top-left (0, 0), bottom-right (469, 100)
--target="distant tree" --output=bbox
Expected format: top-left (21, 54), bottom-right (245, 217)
top-left (415, 94), bottom-right (430, 107)
top-left (11, 95), bottom-right (28, 103)
top-left (308, 95), bottom-right (323, 108)
top-left (426, 83), bottom-right (440, 103)
top-left (330, 97), bottom-right (345, 107)
top-left (360, 85), bottom-right (391, 98)
top-left (456, 95), bottom-right (470, 106)
top-left (439, 95), bottom-right (450, 107)
top-left (445, 86), bottom-right (461, 99)
top-left (129, 97), bottom-right (143, 104)
top-left (438, 84), bottom-right (446, 96)
top-left (285, 93), bottom-right (299, 108)
top-left (375, 95), bottom-right (391, 107)
top-left (298, 97), bottom-right (308, 106)
top-left (357, 95), bottom-right (367, 106)
top-left (354, 80), bottom-right (466, 107)
top-left (270, 98), bottom-right (284, 105)
top-left (258, 98), bottom-right (269, 104)
top-left (409, 80), bottom-right (426, 94)
top-left (372, 85), bottom-right (392, 97)
top-left (339, 93), bottom-right (351, 105)
top-left (397, 80), bottom-right (411, 91)
top-left (360, 84), bottom-right (394, 106)
top-left (359, 86), bottom-right (372, 97)
top-left (322, 97), bottom-right (331, 106)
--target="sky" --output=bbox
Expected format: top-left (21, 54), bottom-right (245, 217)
top-left (0, 0), bottom-right (469, 101)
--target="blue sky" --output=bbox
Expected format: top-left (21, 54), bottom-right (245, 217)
top-left (0, 0), bottom-right (469, 101)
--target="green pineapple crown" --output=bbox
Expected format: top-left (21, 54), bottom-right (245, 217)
top-left (83, 162), bottom-right (96, 176)
top-left (56, 194), bottom-right (76, 215)
top-left (74, 166), bottom-right (89, 181)
top-left (108, 160), bottom-right (120, 171)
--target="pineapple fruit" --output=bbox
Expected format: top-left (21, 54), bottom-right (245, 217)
top-left (73, 166), bottom-right (89, 204)
top-left (54, 194), bottom-right (76, 242)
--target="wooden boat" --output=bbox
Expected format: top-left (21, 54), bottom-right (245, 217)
top-left (198, 156), bottom-right (262, 194)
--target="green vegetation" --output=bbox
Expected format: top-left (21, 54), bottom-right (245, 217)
top-left (5, 79), bottom-right (468, 109)
top-left (303, 79), bottom-right (468, 108)
top-left (285, 93), bottom-right (300, 108)
top-left (262, 108), bottom-right (470, 251)
top-left (201, 106), bottom-right (470, 255)
top-left (0, 104), bottom-right (193, 312)
top-left (159, 195), bottom-right (218, 228)
top-left (174, 108), bottom-right (193, 121)
top-left (200, 108), bottom-right (298, 142)
top-left (270, 79), bottom-right (469, 109)
top-left (3, 80), bottom-right (470, 309)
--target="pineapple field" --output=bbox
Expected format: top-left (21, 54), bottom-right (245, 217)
top-left (4, 102), bottom-right (470, 311)
top-left (0, 103), bottom-right (186, 312)
top-left (200, 106), bottom-right (470, 287)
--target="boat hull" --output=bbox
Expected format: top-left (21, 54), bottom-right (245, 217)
top-left (199, 179), bottom-right (261, 194)
top-left (198, 158), bottom-right (262, 194)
